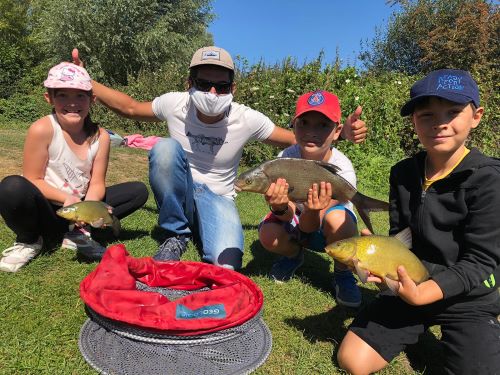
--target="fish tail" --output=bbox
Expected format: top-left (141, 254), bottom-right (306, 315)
top-left (351, 192), bottom-right (389, 234)
top-left (112, 215), bottom-right (121, 237)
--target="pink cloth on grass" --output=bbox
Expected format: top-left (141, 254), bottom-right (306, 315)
top-left (124, 134), bottom-right (162, 150)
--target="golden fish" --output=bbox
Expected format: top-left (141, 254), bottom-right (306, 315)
top-left (56, 201), bottom-right (120, 236)
top-left (325, 228), bottom-right (429, 291)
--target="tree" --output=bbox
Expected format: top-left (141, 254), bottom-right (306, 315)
top-left (0, 0), bottom-right (33, 97)
top-left (30, 0), bottom-right (215, 85)
top-left (360, 0), bottom-right (499, 76)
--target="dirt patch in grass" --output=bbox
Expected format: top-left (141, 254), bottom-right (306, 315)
top-left (0, 136), bottom-right (149, 184)
top-left (0, 149), bottom-right (23, 179)
top-left (106, 148), bottom-right (149, 185)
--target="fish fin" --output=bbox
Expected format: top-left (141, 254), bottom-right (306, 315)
top-left (383, 276), bottom-right (400, 294)
top-left (351, 192), bottom-right (390, 234)
top-left (314, 160), bottom-right (341, 174)
top-left (90, 218), bottom-right (105, 228)
top-left (112, 215), bottom-right (121, 237)
top-left (353, 259), bottom-right (369, 283)
top-left (393, 227), bottom-right (412, 248)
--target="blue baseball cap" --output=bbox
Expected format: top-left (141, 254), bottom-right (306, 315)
top-left (400, 69), bottom-right (480, 116)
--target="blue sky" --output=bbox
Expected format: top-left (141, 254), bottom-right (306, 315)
top-left (208, 1), bottom-right (398, 69)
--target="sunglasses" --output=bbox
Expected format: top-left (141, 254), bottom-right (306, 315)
top-left (193, 78), bottom-right (232, 94)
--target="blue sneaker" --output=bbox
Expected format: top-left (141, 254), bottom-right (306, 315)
top-left (153, 235), bottom-right (188, 261)
top-left (270, 250), bottom-right (304, 282)
top-left (332, 269), bottom-right (362, 308)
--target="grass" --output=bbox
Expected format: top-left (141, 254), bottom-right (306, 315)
top-left (0, 124), bottom-right (442, 374)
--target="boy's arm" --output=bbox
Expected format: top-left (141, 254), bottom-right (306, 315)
top-left (388, 165), bottom-right (409, 235)
top-left (431, 167), bottom-right (500, 299)
top-left (394, 266), bottom-right (444, 305)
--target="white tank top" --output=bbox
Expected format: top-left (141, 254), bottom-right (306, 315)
top-left (44, 114), bottom-right (100, 200)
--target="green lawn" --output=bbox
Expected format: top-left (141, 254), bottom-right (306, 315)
top-left (0, 125), bottom-right (441, 374)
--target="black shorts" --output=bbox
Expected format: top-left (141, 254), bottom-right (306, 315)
top-left (349, 291), bottom-right (500, 375)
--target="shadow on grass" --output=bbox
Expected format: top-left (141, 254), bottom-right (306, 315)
top-left (284, 302), bottom-right (443, 374)
top-left (405, 330), bottom-right (443, 374)
top-left (243, 239), bottom-right (336, 282)
top-left (284, 305), bottom-right (353, 346)
top-left (91, 228), bottom-right (151, 245)
top-left (40, 227), bottom-right (151, 256)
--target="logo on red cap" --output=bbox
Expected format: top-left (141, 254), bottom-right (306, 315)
top-left (293, 90), bottom-right (341, 124)
top-left (308, 92), bottom-right (325, 106)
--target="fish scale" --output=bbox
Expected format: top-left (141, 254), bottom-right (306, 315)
top-left (262, 159), bottom-right (354, 202)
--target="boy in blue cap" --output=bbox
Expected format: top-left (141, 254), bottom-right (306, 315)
top-left (337, 69), bottom-right (500, 374)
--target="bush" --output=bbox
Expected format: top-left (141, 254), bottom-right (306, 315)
top-left (1, 55), bottom-right (497, 162)
top-left (0, 88), bottom-right (49, 124)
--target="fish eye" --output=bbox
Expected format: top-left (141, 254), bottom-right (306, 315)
top-left (245, 178), bottom-right (252, 185)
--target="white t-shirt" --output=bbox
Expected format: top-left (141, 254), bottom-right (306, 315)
top-left (152, 92), bottom-right (275, 197)
top-left (279, 144), bottom-right (356, 211)
top-left (45, 114), bottom-right (100, 201)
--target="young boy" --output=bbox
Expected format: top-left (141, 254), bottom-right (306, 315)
top-left (258, 90), bottom-right (362, 308)
top-left (337, 69), bottom-right (500, 374)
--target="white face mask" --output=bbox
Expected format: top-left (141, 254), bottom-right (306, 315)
top-left (189, 88), bottom-right (233, 117)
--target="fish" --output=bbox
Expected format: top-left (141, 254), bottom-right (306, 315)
top-left (324, 227), bottom-right (429, 292)
top-left (56, 201), bottom-right (120, 236)
top-left (234, 158), bottom-right (389, 233)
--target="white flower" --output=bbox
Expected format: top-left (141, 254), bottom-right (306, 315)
top-left (286, 88), bottom-right (295, 93)
top-left (345, 79), bottom-right (351, 83)
top-left (283, 113), bottom-right (289, 117)
top-left (397, 81), bottom-right (402, 85)
top-left (355, 96), bottom-right (360, 101)
top-left (269, 95), bottom-right (275, 99)
top-left (250, 86), bottom-right (260, 91)
top-left (254, 102), bottom-right (259, 106)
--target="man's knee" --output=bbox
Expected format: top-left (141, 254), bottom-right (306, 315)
top-left (149, 138), bottom-right (182, 165)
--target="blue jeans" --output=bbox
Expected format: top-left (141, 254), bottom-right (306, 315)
top-left (149, 138), bottom-right (244, 269)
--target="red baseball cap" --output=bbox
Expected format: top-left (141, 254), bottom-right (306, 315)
top-left (293, 90), bottom-right (341, 124)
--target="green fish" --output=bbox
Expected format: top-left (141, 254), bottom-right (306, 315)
top-left (234, 158), bottom-right (389, 233)
top-left (56, 201), bottom-right (120, 236)
top-left (325, 227), bottom-right (429, 292)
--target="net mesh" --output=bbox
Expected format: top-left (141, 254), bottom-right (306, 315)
top-left (78, 282), bottom-right (272, 374)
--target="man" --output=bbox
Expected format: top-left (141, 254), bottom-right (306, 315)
top-left (72, 46), bottom-right (367, 270)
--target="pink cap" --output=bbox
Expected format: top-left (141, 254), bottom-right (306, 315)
top-left (293, 90), bottom-right (341, 123)
top-left (44, 62), bottom-right (92, 91)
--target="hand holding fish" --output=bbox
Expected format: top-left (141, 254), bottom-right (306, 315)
top-left (64, 195), bottom-right (81, 207)
top-left (304, 182), bottom-right (332, 211)
top-left (366, 265), bottom-right (444, 306)
top-left (265, 178), bottom-right (290, 210)
top-left (395, 266), bottom-right (444, 306)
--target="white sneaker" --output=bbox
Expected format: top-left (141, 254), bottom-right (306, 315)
top-left (0, 237), bottom-right (43, 273)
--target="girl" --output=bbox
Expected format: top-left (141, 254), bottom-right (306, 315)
top-left (0, 62), bottom-right (148, 272)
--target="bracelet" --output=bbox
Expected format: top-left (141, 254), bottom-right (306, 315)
top-left (270, 205), bottom-right (288, 216)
